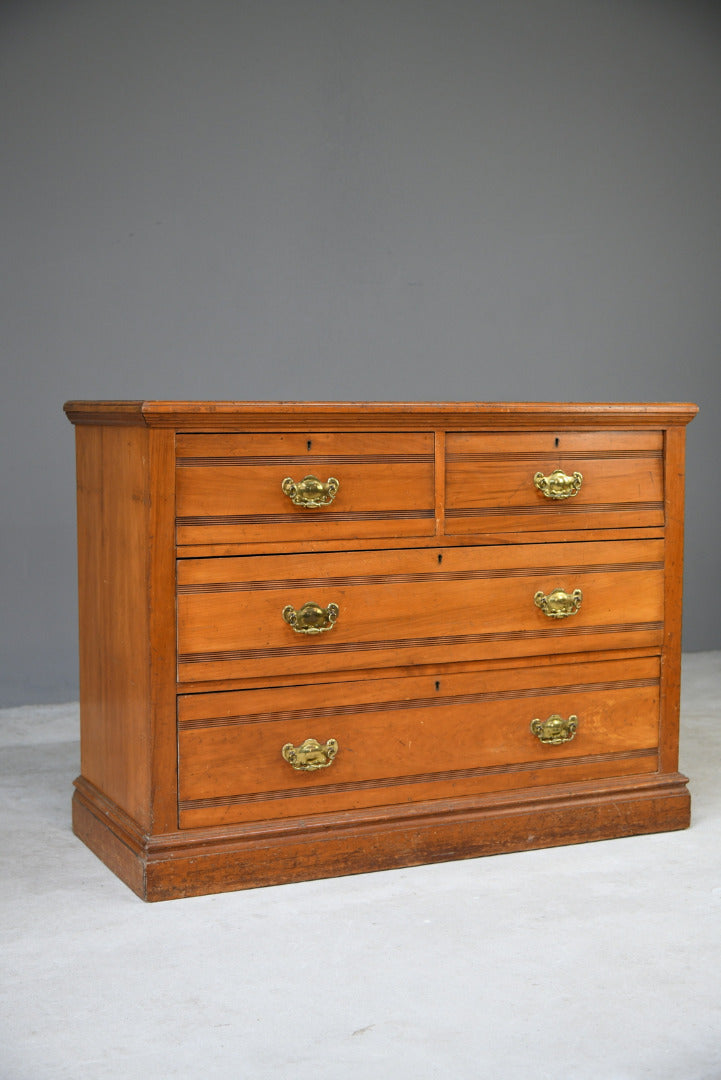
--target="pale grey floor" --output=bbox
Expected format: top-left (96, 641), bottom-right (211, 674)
top-left (1, 653), bottom-right (720, 1080)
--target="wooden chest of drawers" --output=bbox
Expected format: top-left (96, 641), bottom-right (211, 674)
top-left (64, 401), bottom-right (697, 901)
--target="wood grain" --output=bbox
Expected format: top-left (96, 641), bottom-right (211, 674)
top-left (65, 400), bottom-right (699, 430)
top-left (177, 655), bottom-right (660, 827)
top-left (75, 771), bottom-right (690, 901)
top-left (176, 431), bottom-right (435, 544)
top-left (73, 424), bottom-right (177, 833)
top-left (446, 430), bottom-right (664, 534)
top-left (176, 540), bottom-right (665, 682)
top-left (659, 424), bottom-right (688, 774)
top-left (74, 424), bottom-right (154, 827)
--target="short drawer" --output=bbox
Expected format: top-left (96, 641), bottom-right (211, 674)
top-left (177, 655), bottom-right (661, 827)
top-left (445, 430), bottom-right (664, 534)
top-left (176, 539), bottom-right (664, 682)
top-left (176, 431), bottom-right (435, 546)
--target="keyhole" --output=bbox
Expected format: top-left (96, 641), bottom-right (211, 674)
top-left (307, 439), bottom-right (312, 451)
top-left (438, 553), bottom-right (443, 564)
top-left (435, 681), bottom-right (440, 692)
top-left (555, 437), bottom-right (560, 448)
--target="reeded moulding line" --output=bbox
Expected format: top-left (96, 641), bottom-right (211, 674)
top-left (178, 677), bottom-right (659, 730)
top-left (446, 449), bottom-right (664, 462)
top-left (177, 453), bottom-right (435, 467)
top-left (178, 622), bottom-right (664, 665)
top-left (448, 503), bottom-right (663, 518)
top-left (177, 561), bottom-right (665, 593)
top-left (177, 509), bottom-right (434, 526)
top-left (180, 748), bottom-right (659, 810)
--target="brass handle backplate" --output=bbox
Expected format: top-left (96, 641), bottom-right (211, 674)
top-left (282, 601), bottom-right (339, 634)
top-left (534, 587), bottom-right (582, 619)
top-left (531, 714), bottom-right (578, 745)
top-left (534, 468), bottom-right (583, 499)
top-left (282, 474), bottom-right (340, 508)
top-left (282, 737), bottom-right (339, 771)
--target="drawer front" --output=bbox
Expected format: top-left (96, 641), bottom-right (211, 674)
top-left (178, 656), bottom-right (661, 827)
top-left (177, 539), bottom-right (664, 682)
top-left (446, 430), bottom-right (664, 534)
top-left (176, 432), bottom-right (435, 545)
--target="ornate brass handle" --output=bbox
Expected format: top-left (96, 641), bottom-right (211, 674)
top-left (282, 474), bottom-right (340, 508)
top-left (534, 587), bottom-right (582, 619)
top-left (282, 601), bottom-right (339, 634)
top-left (282, 737), bottom-right (339, 771)
top-left (531, 714), bottom-right (578, 745)
top-left (534, 468), bottom-right (583, 499)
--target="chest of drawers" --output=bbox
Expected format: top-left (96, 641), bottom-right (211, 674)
top-left (64, 401), bottom-right (697, 901)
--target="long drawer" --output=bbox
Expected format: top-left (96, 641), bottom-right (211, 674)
top-left (177, 655), bottom-right (661, 828)
top-left (445, 430), bottom-right (664, 534)
top-left (176, 539), bottom-right (664, 682)
top-left (176, 431), bottom-right (435, 546)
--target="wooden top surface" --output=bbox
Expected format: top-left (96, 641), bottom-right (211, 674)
top-left (63, 400), bottom-right (699, 430)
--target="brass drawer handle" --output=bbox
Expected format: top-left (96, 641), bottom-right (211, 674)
top-left (534, 587), bottom-right (582, 619)
top-left (282, 737), bottom-right (339, 771)
top-left (282, 601), bottom-right (339, 634)
top-left (534, 468), bottom-right (583, 499)
top-left (531, 714), bottom-right (578, 745)
top-left (282, 474), bottom-right (340, 508)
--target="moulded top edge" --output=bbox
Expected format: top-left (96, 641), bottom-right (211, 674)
top-left (63, 400), bottom-right (699, 429)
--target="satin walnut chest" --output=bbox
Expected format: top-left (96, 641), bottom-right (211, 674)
top-left (64, 400), bottom-right (697, 901)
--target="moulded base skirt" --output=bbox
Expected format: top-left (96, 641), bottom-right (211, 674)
top-left (72, 773), bottom-right (691, 903)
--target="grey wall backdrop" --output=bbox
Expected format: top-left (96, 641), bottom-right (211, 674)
top-left (1, 0), bottom-right (720, 705)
